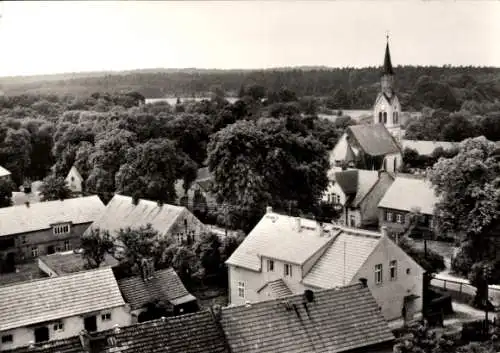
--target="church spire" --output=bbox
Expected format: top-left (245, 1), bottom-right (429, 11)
top-left (383, 35), bottom-right (394, 76)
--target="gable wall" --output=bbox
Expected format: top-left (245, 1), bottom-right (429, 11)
top-left (360, 174), bottom-right (394, 226)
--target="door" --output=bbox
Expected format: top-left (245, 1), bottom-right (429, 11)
top-left (402, 298), bottom-right (416, 323)
top-left (84, 316), bottom-right (97, 332)
top-left (34, 326), bottom-right (49, 343)
top-left (47, 246), bottom-right (55, 255)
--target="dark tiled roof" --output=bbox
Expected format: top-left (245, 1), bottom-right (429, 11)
top-left (4, 311), bottom-right (229, 353)
top-left (220, 284), bottom-right (395, 353)
top-left (38, 252), bottom-right (119, 275)
top-left (118, 268), bottom-right (196, 310)
top-left (347, 124), bottom-right (401, 156)
top-left (383, 41), bottom-right (394, 75)
top-left (334, 170), bottom-right (359, 194)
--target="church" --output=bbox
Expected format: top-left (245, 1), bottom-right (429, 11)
top-left (329, 37), bottom-right (404, 173)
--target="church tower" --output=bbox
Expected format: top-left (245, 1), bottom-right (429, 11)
top-left (373, 36), bottom-right (402, 141)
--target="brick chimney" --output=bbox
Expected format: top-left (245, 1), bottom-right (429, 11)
top-left (266, 206), bottom-right (273, 213)
top-left (296, 217), bottom-right (302, 232)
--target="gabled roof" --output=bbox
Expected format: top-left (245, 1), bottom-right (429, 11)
top-left (87, 194), bottom-right (187, 238)
top-left (0, 165), bottom-right (11, 177)
top-left (66, 166), bottom-right (84, 182)
top-left (378, 176), bottom-right (439, 215)
top-left (4, 311), bottom-right (229, 353)
top-left (329, 133), bottom-right (356, 164)
top-left (334, 169), bottom-right (380, 207)
top-left (402, 139), bottom-right (458, 156)
top-left (220, 283), bottom-right (395, 353)
top-left (38, 251), bottom-right (119, 276)
top-left (0, 195), bottom-right (105, 237)
top-left (302, 227), bottom-right (383, 288)
top-left (0, 268), bottom-right (125, 332)
top-left (347, 124), bottom-right (401, 157)
top-left (257, 279), bottom-right (293, 298)
top-left (226, 212), bottom-right (338, 272)
top-left (117, 268), bottom-right (196, 310)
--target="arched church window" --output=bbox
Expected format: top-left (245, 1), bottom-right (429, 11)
top-left (395, 111), bottom-right (399, 123)
top-left (394, 157), bottom-right (397, 172)
top-left (383, 112), bottom-right (387, 123)
top-left (378, 112), bottom-right (383, 123)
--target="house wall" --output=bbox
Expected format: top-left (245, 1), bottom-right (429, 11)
top-left (343, 208), bottom-right (362, 228)
top-left (350, 236), bottom-right (424, 321)
top-left (360, 174), bottom-right (394, 226)
top-left (382, 152), bottom-right (402, 173)
top-left (168, 209), bottom-right (209, 244)
top-left (322, 182), bottom-right (346, 205)
top-left (65, 170), bottom-right (83, 194)
top-left (329, 133), bottom-right (353, 167)
top-left (378, 207), bottom-right (434, 238)
top-left (0, 306), bottom-right (130, 351)
top-left (1, 223), bottom-right (91, 265)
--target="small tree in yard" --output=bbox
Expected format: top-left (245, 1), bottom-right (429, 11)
top-left (39, 174), bottom-right (72, 201)
top-left (81, 228), bottom-right (114, 269)
top-left (0, 178), bottom-right (14, 208)
top-left (193, 232), bottom-right (222, 281)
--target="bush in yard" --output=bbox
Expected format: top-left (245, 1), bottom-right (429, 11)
top-left (398, 235), bottom-right (446, 274)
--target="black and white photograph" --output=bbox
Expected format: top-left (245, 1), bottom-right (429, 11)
top-left (0, 0), bottom-right (499, 352)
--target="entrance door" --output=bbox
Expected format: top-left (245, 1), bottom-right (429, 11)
top-left (34, 326), bottom-right (49, 343)
top-left (84, 316), bottom-right (97, 332)
top-left (403, 298), bottom-right (416, 323)
top-left (47, 246), bottom-right (55, 255)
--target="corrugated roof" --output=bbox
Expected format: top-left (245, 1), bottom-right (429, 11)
top-left (347, 124), bottom-right (400, 156)
top-left (226, 212), bottom-right (337, 272)
top-left (378, 176), bottom-right (439, 215)
top-left (38, 251), bottom-right (119, 275)
top-left (220, 283), bottom-right (395, 353)
top-left (402, 139), bottom-right (458, 156)
top-left (302, 229), bottom-right (382, 288)
top-left (118, 268), bottom-right (196, 310)
top-left (0, 165), bottom-right (11, 177)
top-left (86, 194), bottom-right (186, 238)
top-left (3, 311), bottom-right (229, 353)
top-left (0, 268), bottom-right (125, 332)
top-left (0, 195), bottom-right (105, 237)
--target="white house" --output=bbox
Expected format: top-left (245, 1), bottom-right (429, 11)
top-left (226, 207), bottom-right (425, 322)
top-left (0, 268), bottom-right (130, 351)
top-left (65, 166), bottom-right (84, 195)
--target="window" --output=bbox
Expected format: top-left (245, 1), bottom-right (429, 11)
top-left (406, 268), bottom-right (411, 275)
top-left (349, 214), bottom-right (356, 227)
top-left (383, 112), bottom-right (387, 123)
top-left (390, 260), bottom-right (397, 281)
top-left (396, 214), bottom-right (403, 224)
top-left (267, 259), bottom-right (274, 272)
top-left (386, 212), bottom-right (393, 222)
top-left (101, 313), bottom-right (112, 321)
top-left (378, 112), bottom-right (383, 123)
top-left (237, 281), bottom-right (245, 298)
top-left (64, 240), bottom-right (71, 251)
top-left (53, 322), bottom-right (64, 332)
top-left (31, 246), bottom-right (39, 258)
top-left (284, 263), bottom-right (293, 277)
top-left (53, 224), bottom-right (70, 235)
top-left (1, 335), bottom-right (13, 344)
top-left (22, 236), bottom-right (26, 244)
top-left (394, 158), bottom-right (397, 172)
top-left (375, 264), bottom-right (383, 284)
top-left (429, 217), bottom-right (434, 229)
top-left (71, 176), bottom-right (75, 182)
top-left (395, 111), bottom-right (399, 123)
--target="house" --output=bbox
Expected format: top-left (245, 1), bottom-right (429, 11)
top-left (2, 311), bottom-right (229, 353)
top-left (330, 124), bottom-right (402, 173)
top-left (11, 181), bottom-right (42, 206)
top-left (37, 251), bottom-right (119, 277)
top-left (0, 268), bottom-right (130, 351)
top-left (401, 140), bottom-right (458, 156)
top-left (226, 207), bottom-right (425, 322)
top-left (0, 196), bottom-right (105, 272)
top-left (85, 194), bottom-right (208, 244)
top-left (219, 284), bottom-right (395, 353)
top-left (0, 166), bottom-right (12, 183)
top-left (323, 170), bottom-right (394, 228)
top-left (65, 166), bottom-right (84, 195)
top-left (175, 167), bottom-right (217, 213)
top-left (378, 175), bottom-right (439, 239)
top-left (117, 261), bottom-right (198, 323)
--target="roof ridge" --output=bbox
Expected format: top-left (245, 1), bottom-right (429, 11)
top-left (0, 195), bottom-right (100, 210)
top-left (113, 193), bottom-right (185, 209)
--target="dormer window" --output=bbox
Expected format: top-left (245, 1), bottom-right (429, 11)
top-left (53, 223), bottom-right (71, 235)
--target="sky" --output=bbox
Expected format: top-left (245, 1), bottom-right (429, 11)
top-left (0, 1), bottom-right (498, 77)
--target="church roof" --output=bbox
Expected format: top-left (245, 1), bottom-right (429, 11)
top-left (383, 40), bottom-right (394, 76)
top-left (347, 124), bottom-right (401, 157)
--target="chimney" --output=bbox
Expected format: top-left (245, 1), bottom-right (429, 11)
top-left (296, 217), bottom-right (302, 232)
top-left (359, 278), bottom-right (368, 287)
top-left (210, 304), bottom-right (222, 322)
top-left (25, 201), bottom-right (30, 208)
top-left (79, 330), bottom-right (90, 352)
top-left (266, 206), bottom-right (273, 213)
top-left (317, 221), bottom-right (324, 236)
top-left (304, 289), bottom-right (314, 303)
top-left (141, 258), bottom-right (155, 281)
top-left (380, 226), bottom-right (388, 238)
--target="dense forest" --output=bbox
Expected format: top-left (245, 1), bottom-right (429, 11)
top-left (1, 66), bottom-right (500, 111)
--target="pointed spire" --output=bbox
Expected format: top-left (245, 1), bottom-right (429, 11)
top-left (383, 35), bottom-right (394, 76)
